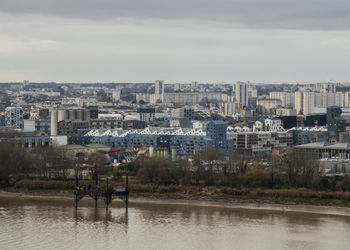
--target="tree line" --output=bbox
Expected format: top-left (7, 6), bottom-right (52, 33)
top-left (1, 136), bottom-right (350, 192)
top-left (131, 148), bottom-right (350, 192)
top-left (0, 138), bottom-right (109, 187)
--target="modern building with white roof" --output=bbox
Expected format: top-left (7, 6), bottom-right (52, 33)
top-left (82, 123), bottom-right (231, 156)
top-left (295, 141), bottom-right (350, 159)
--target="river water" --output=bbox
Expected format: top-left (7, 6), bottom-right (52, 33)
top-left (1, 196), bottom-right (350, 250)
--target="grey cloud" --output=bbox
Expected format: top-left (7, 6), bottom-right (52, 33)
top-left (1, 0), bottom-right (350, 30)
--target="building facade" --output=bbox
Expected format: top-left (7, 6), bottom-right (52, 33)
top-left (234, 82), bottom-right (248, 107)
top-left (35, 119), bottom-right (51, 133)
top-left (5, 107), bottom-right (24, 129)
top-left (233, 132), bottom-right (292, 153)
top-left (257, 98), bottom-right (282, 111)
top-left (137, 108), bottom-right (155, 122)
top-left (57, 120), bottom-right (89, 136)
top-left (155, 80), bottom-right (164, 103)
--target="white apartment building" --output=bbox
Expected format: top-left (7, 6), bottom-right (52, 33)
top-left (253, 119), bottom-right (283, 132)
top-left (314, 92), bottom-right (344, 108)
top-left (112, 87), bottom-right (121, 102)
top-left (322, 82), bottom-right (336, 93)
top-left (344, 92), bottom-right (350, 107)
top-left (269, 92), bottom-right (295, 107)
top-left (264, 118), bottom-right (283, 131)
top-left (136, 92), bottom-right (228, 105)
top-left (303, 91), bottom-right (315, 115)
top-left (218, 101), bottom-right (237, 116)
top-left (155, 80), bottom-right (164, 103)
top-left (5, 107), bottom-right (24, 129)
top-left (294, 90), bottom-right (315, 115)
top-left (234, 82), bottom-right (249, 107)
top-left (333, 92), bottom-right (344, 107)
top-left (256, 98), bottom-right (282, 111)
top-left (294, 91), bottom-right (303, 115)
top-left (248, 84), bottom-right (258, 98)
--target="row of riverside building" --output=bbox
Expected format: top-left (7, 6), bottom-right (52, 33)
top-left (75, 120), bottom-right (292, 156)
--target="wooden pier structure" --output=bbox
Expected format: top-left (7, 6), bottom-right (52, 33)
top-left (74, 176), bottom-right (129, 210)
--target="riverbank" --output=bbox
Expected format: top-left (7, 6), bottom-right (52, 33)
top-left (2, 189), bottom-right (350, 217)
top-left (10, 179), bottom-right (350, 206)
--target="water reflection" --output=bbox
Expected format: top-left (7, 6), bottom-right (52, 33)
top-left (72, 207), bottom-right (128, 225)
top-left (1, 196), bottom-right (350, 250)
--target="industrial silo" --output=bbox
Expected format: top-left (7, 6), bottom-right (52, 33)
top-left (50, 109), bottom-right (58, 136)
top-left (84, 109), bottom-right (90, 121)
top-left (76, 109), bottom-right (83, 120)
top-left (69, 109), bottom-right (76, 120)
top-left (57, 109), bottom-right (67, 122)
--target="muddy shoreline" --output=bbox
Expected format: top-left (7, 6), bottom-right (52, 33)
top-left (2, 189), bottom-right (350, 217)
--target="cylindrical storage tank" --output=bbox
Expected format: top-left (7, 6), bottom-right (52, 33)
top-left (50, 109), bottom-right (58, 136)
top-left (69, 109), bottom-right (76, 120)
top-left (171, 147), bottom-right (176, 162)
top-left (84, 109), bottom-right (90, 121)
top-left (57, 109), bottom-right (67, 122)
top-left (76, 109), bottom-right (83, 120)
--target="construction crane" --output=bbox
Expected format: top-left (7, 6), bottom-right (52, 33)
top-left (235, 100), bottom-right (248, 126)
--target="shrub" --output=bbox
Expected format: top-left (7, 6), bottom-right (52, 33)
top-left (240, 169), bottom-right (270, 188)
top-left (136, 158), bottom-right (182, 185)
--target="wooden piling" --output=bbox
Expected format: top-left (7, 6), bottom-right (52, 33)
top-left (125, 175), bottom-right (129, 210)
top-left (75, 175), bottom-right (78, 208)
top-left (95, 175), bottom-right (98, 208)
top-left (74, 174), bottom-right (129, 210)
top-left (106, 178), bottom-right (109, 211)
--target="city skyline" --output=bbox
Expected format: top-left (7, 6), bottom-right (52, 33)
top-left (2, 2), bottom-right (350, 249)
top-left (0, 0), bottom-right (350, 83)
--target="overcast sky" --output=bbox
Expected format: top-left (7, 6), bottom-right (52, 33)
top-left (1, 0), bottom-right (350, 83)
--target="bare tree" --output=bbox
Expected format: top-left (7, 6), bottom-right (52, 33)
top-left (229, 149), bottom-right (249, 175)
top-left (0, 139), bottom-right (33, 186)
top-left (269, 149), bottom-right (283, 187)
top-left (283, 149), bottom-right (320, 188)
top-left (88, 152), bottom-right (109, 180)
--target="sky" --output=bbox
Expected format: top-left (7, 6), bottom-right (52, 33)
top-left (1, 0), bottom-right (350, 83)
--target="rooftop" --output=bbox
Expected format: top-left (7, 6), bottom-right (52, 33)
top-left (84, 127), bottom-right (206, 137)
top-left (207, 120), bottom-right (226, 125)
top-left (294, 141), bottom-right (350, 150)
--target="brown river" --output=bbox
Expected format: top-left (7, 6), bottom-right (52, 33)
top-left (1, 195), bottom-right (350, 250)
